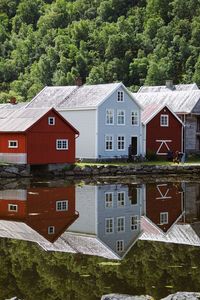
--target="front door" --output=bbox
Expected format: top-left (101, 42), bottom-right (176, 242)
top-left (131, 137), bottom-right (138, 156)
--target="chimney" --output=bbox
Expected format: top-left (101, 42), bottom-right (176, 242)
top-left (9, 97), bottom-right (17, 105)
top-left (166, 80), bottom-right (174, 90)
top-left (75, 77), bottom-right (83, 87)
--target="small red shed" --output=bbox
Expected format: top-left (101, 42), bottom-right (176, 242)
top-left (0, 186), bottom-right (79, 242)
top-left (145, 182), bottom-right (184, 233)
top-left (142, 103), bottom-right (184, 158)
top-left (0, 107), bottom-right (79, 165)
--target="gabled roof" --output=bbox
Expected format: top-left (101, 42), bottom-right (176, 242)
top-left (0, 107), bottom-right (79, 133)
top-left (134, 89), bottom-right (200, 114)
top-left (26, 83), bottom-right (141, 110)
top-left (141, 103), bottom-right (184, 125)
top-left (139, 83), bottom-right (199, 93)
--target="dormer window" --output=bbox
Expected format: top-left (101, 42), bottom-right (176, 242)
top-left (117, 91), bottom-right (124, 102)
top-left (160, 114), bottom-right (169, 127)
top-left (48, 117), bottom-right (55, 125)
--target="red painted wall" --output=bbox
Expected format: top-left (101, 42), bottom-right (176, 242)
top-left (146, 182), bottom-right (183, 232)
top-left (27, 110), bottom-right (77, 164)
top-left (0, 133), bottom-right (26, 153)
top-left (146, 107), bottom-right (183, 156)
top-left (0, 199), bottom-right (26, 219)
top-left (26, 186), bottom-right (77, 242)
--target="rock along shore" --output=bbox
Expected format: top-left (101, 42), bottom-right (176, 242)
top-left (1, 163), bottom-right (200, 178)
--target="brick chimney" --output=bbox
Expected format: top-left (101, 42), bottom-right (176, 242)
top-left (9, 96), bottom-right (17, 105)
top-left (75, 77), bottom-right (83, 87)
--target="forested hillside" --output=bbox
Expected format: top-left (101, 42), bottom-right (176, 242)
top-left (0, 0), bottom-right (200, 102)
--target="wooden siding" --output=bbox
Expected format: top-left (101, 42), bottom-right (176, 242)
top-left (146, 106), bottom-right (183, 156)
top-left (26, 110), bottom-right (76, 164)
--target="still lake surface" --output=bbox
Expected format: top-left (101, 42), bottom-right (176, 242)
top-left (0, 175), bottom-right (200, 300)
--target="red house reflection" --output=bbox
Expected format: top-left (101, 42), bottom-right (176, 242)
top-left (145, 182), bottom-right (184, 233)
top-left (0, 186), bottom-right (78, 242)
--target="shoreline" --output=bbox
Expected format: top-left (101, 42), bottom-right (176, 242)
top-left (1, 163), bottom-right (200, 178)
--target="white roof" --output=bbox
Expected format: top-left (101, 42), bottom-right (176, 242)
top-left (0, 108), bottom-right (50, 132)
top-left (139, 83), bottom-right (199, 93)
top-left (26, 83), bottom-right (141, 110)
top-left (134, 89), bottom-right (200, 114)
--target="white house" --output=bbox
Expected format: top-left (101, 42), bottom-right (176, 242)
top-left (26, 83), bottom-right (143, 160)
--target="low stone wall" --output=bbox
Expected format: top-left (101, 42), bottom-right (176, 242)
top-left (1, 163), bottom-right (200, 178)
top-left (0, 164), bottom-right (31, 178)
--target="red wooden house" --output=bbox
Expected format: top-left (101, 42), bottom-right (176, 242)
top-left (0, 186), bottom-right (79, 242)
top-left (0, 107), bottom-right (79, 165)
top-left (142, 103), bottom-right (184, 157)
top-left (145, 182), bottom-right (184, 233)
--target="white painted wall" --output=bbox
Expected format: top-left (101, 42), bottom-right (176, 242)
top-left (59, 109), bottom-right (97, 159)
top-left (68, 185), bottom-right (97, 235)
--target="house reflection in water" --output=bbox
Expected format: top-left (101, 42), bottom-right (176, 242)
top-left (70, 184), bottom-right (144, 258)
top-left (0, 186), bottom-right (78, 242)
top-left (144, 182), bottom-right (184, 233)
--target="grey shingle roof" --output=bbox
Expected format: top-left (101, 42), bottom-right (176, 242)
top-left (27, 86), bottom-right (78, 108)
top-left (26, 83), bottom-right (138, 110)
top-left (139, 83), bottom-right (199, 93)
top-left (134, 89), bottom-right (200, 114)
top-left (0, 108), bottom-right (50, 132)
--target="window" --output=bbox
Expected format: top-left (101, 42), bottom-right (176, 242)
top-left (117, 136), bottom-right (125, 151)
top-left (56, 200), bottom-right (68, 211)
top-left (160, 114), bottom-right (169, 127)
top-left (8, 204), bottom-right (18, 212)
top-left (48, 117), bottom-right (55, 125)
top-left (105, 218), bottom-right (114, 233)
top-left (8, 140), bottom-right (18, 148)
top-left (117, 91), bottom-right (124, 102)
top-left (132, 111), bottom-right (138, 125)
top-left (48, 226), bottom-right (55, 234)
top-left (105, 192), bottom-right (113, 208)
top-left (117, 192), bottom-right (125, 207)
top-left (117, 217), bottom-right (125, 232)
top-left (106, 109), bottom-right (114, 125)
top-left (117, 110), bottom-right (125, 125)
top-left (56, 139), bottom-right (68, 150)
top-left (116, 240), bottom-right (124, 252)
top-left (160, 212), bottom-right (168, 224)
top-left (105, 135), bottom-right (113, 151)
top-left (130, 215), bottom-right (138, 230)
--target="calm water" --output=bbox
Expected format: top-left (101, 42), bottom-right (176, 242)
top-left (1, 176), bottom-right (200, 300)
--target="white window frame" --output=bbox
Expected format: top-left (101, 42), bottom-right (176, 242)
top-left (56, 139), bottom-right (68, 150)
top-left (116, 240), bottom-right (124, 252)
top-left (105, 135), bottom-right (113, 151)
top-left (160, 114), bottom-right (169, 127)
top-left (117, 216), bottom-right (125, 232)
top-left (106, 109), bottom-right (114, 125)
top-left (48, 117), bottom-right (55, 125)
top-left (105, 192), bottom-right (113, 208)
top-left (130, 215), bottom-right (139, 230)
top-left (8, 140), bottom-right (18, 148)
top-left (131, 111), bottom-right (139, 126)
top-left (117, 191), bottom-right (125, 207)
top-left (105, 218), bottom-right (114, 234)
top-left (8, 204), bottom-right (18, 212)
top-left (117, 136), bottom-right (125, 151)
top-left (48, 226), bottom-right (55, 234)
top-left (160, 212), bottom-right (168, 224)
top-left (117, 91), bottom-right (124, 102)
top-left (56, 200), bottom-right (68, 211)
top-left (117, 110), bottom-right (125, 125)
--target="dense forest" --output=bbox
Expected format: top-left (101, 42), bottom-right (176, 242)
top-left (0, 0), bottom-right (200, 102)
top-left (1, 239), bottom-right (200, 300)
